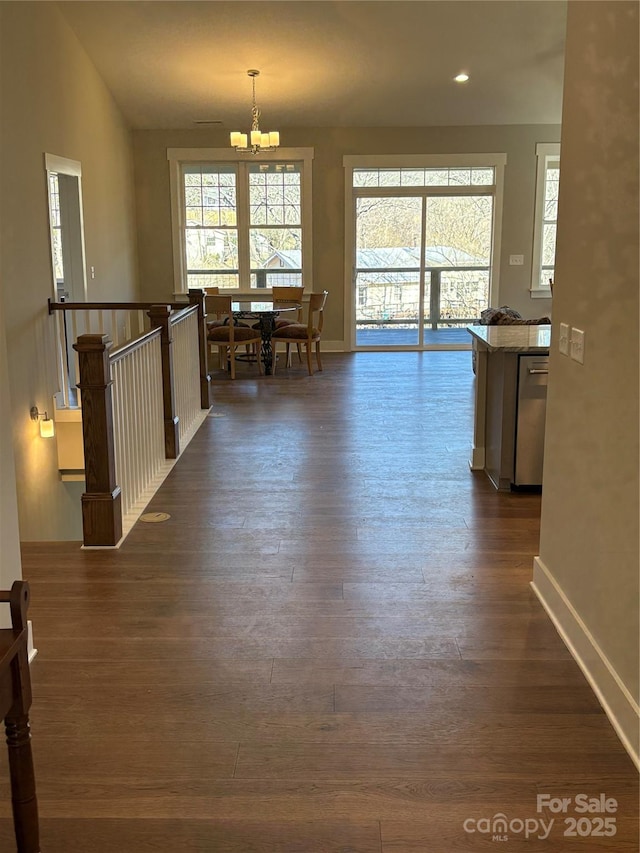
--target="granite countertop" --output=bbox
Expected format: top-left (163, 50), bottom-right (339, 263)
top-left (467, 324), bottom-right (551, 352)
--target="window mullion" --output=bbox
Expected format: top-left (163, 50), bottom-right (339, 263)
top-left (236, 162), bottom-right (251, 289)
top-left (418, 196), bottom-right (427, 346)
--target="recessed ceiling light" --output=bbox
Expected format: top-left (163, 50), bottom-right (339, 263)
top-left (454, 73), bottom-right (470, 83)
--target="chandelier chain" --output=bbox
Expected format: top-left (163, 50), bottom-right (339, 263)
top-left (251, 74), bottom-right (261, 131)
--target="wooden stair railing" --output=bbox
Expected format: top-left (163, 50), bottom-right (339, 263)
top-left (148, 305), bottom-right (179, 460)
top-left (188, 288), bottom-right (213, 409)
top-left (71, 290), bottom-right (211, 546)
top-left (0, 581), bottom-right (40, 853)
top-left (73, 333), bottom-right (123, 546)
top-left (48, 288), bottom-right (211, 409)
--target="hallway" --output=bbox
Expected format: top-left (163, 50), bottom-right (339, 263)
top-left (1, 352), bottom-right (637, 851)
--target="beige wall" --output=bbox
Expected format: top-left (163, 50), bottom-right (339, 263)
top-left (0, 2), bottom-right (139, 540)
top-left (539, 0), bottom-right (639, 703)
top-left (133, 124), bottom-right (559, 343)
top-left (0, 299), bottom-right (22, 624)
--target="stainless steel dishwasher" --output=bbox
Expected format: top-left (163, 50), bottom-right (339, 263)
top-left (514, 355), bottom-right (549, 487)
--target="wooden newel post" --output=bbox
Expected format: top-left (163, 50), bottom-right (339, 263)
top-left (73, 333), bottom-right (123, 547)
top-left (148, 304), bottom-right (180, 459)
top-left (188, 287), bottom-right (212, 408)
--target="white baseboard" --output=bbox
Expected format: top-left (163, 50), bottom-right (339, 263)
top-left (531, 556), bottom-right (640, 769)
top-left (319, 342), bottom-right (473, 353)
top-left (469, 446), bottom-right (485, 470)
top-left (27, 619), bottom-right (38, 663)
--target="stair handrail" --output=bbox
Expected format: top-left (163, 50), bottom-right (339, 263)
top-left (71, 290), bottom-right (211, 546)
top-left (48, 291), bottom-right (211, 411)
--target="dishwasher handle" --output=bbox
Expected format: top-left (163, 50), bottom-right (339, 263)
top-left (528, 368), bottom-right (549, 375)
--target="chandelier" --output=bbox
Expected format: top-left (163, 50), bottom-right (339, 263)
top-left (230, 69), bottom-right (280, 154)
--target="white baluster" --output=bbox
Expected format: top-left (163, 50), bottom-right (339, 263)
top-left (57, 312), bottom-right (70, 409)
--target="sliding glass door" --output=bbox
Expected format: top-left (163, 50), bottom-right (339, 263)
top-left (348, 161), bottom-right (501, 349)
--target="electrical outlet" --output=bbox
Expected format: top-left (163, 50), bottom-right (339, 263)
top-left (90, 265), bottom-right (96, 279)
top-left (559, 322), bottom-right (569, 355)
top-left (570, 327), bottom-right (585, 364)
top-left (509, 254), bottom-right (524, 266)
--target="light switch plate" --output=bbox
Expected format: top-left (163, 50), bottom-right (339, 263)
top-left (509, 254), bottom-right (524, 266)
top-left (570, 327), bottom-right (585, 364)
top-left (559, 322), bottom-right (569, 355)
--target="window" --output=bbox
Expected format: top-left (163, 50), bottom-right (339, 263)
top-left (168, 148), bottom-right (314, 294)
top-left (48, 173), bottom-right (64, 289)
top-left (352, 166), bottom-right (495, 188)
top-left (44, 153), bottom-right (87, 303)
top-left (531, 143), bottom-right (560, 297)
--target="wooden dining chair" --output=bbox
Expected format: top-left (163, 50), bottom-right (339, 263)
top-left (206, 295), bottom-right (263, 379)
top-left (271, 286), bottom-right (304, 326)
top-left (205, 290), bottom-right (251, 333)
top-left (271, 290), bottom-right (328, 376)
top-left (267, 285), bottom-right (305, 362)
top-left (251, 285), bottom-right (304, 331)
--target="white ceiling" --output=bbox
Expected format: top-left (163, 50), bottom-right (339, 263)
top-left (58, 0), bottom-right (567, 131)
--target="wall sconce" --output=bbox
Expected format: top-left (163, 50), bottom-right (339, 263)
top-left (30, 406), bottom-right (55, 438)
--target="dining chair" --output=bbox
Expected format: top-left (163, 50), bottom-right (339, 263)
top-left (205, 290), bottom-right (250, 332)
top-left (204, 289), bottom-right (224, 330)
top-left (251, 285), bottom-right (304, 332)
top-left (271, 286), bottom-right (304, 327)
top-left (267, 285), bottom-right (305, 362)
top-left (271, 290), bottom-right (328, 376)
top-left (206, 294), bottom-right (263, 379)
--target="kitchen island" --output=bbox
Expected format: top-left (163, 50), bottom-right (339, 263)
top-left (467, 324), bottom-right (551, 490)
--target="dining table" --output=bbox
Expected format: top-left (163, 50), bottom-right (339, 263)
top-left (231, 300), bottom-right (298, 375)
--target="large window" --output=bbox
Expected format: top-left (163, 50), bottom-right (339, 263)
top-left (531, 143), bottom-right (560, 297)
top-left (168, 148), bottom-right (313, 294)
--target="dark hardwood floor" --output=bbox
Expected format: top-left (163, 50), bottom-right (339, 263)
top-left (1, 352), bottom-right (637, 851)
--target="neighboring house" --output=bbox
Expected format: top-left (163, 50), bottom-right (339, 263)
top-left (267, 247), bottom-right (488, 324)
top-left (261, 249), bottom-right (303, 287)
top-left (264, 249), bottom-right (301, 270)
top-left (353, 247), bottom-right (488, 325)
